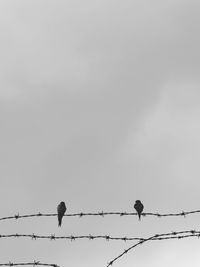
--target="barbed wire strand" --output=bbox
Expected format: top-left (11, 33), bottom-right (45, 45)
top-left (0, 231), bottom-right (199, 242)
top-left (0, 262), bottom-right (60, 267)
top-left (1, 209), bottom-right (200, 222)
top-left (107, 230), bottom-right (200, 266)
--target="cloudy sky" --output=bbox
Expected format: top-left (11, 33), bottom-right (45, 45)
top-left (1, 0), bottom-right (200, 266)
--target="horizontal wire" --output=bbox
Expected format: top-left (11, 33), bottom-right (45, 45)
top-left (1, 209), bottom-right (200, 222)
top-left (0, 231), bottom-right (199, 242)
top-left (0, 262), bottom-right (60, 267)
top-left (0, 233), bottom-right (142, 241)
top-left (107, 230), bottom-right (200, 266)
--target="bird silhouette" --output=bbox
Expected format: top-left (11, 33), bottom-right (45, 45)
top-left (57, 201), bottom-right (66, 227)
top-left (134, 200), bottom-right (144, 220)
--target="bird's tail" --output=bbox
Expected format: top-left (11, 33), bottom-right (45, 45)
top-left (58, 216), bottom-right (62, 227)
top-left (138, 213), bottom-right (141, 221)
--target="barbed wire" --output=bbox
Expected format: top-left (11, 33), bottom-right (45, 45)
top-left (0, 262), bottom-right (60, 267)
top-left (1, 209), bottom-right (200, 222)
top-left (0, 233), bottom-right (144, 242)
top-left (1, 231), bottom-right (200, 267)
top-left (0, 231), bottom-right (199, 243)
top-left (107, 230), bottom-right (200, 266)
top-left (2, 210), bottom-right (200, 267)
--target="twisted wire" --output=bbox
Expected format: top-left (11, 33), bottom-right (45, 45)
top-left (0, 262), bottom-right (60, 267)
top-left (1, 209), bottom-right (200, 222)
top-left (0, 231), bottom-right (199, 242)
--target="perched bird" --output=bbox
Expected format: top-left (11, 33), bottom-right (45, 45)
top-left (57, 201), bottom-right (67, 227)
top-left (134, 200), bottom-right (144, 220)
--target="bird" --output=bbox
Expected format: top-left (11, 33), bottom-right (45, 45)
top-left (134, 200), bottom-right (144, 220)
top-left (57, 201), bottom-right (67, 227)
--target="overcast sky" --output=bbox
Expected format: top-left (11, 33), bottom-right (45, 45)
top-left (1, 0), bottom-right (200, 266)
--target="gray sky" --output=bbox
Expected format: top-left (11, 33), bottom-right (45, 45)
top-left (1, 0), bottom-right (200, 266)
